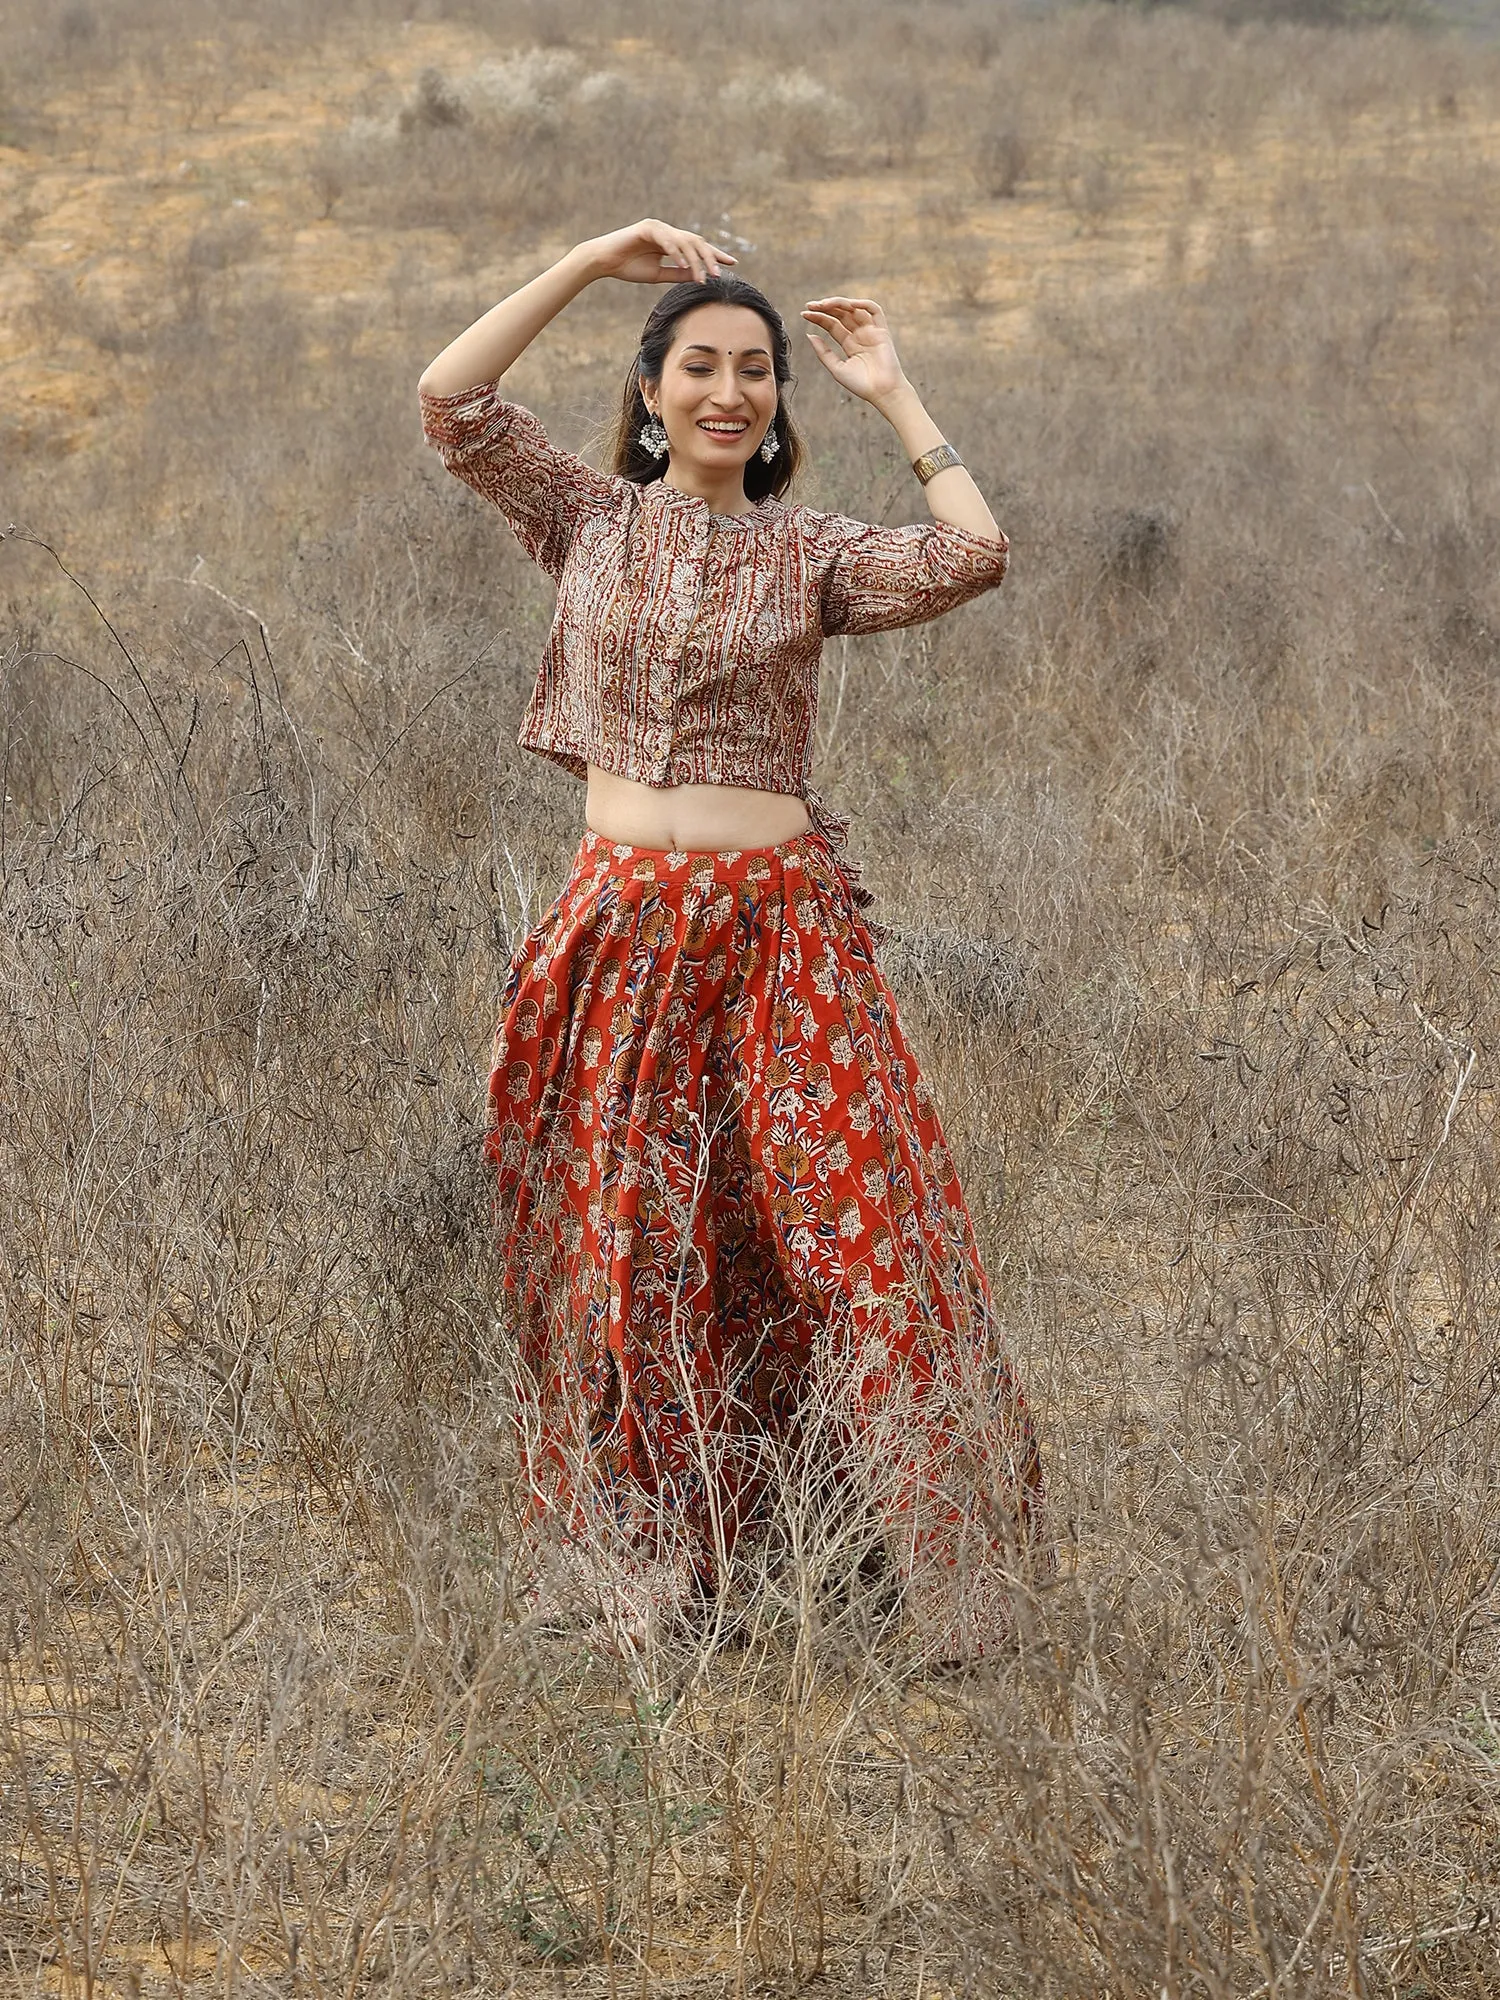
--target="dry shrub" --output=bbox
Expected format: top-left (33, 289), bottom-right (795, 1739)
top-left (3, 0), bottom-right (1500, 1992)
top-left (977, 125), bottom-right (1031, 198)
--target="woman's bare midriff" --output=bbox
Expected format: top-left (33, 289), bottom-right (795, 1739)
top-left (585, 768), bottom-right (812, 852)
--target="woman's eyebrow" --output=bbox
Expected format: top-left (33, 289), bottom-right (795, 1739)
top-left (682, 342), bottom-right (772, 359)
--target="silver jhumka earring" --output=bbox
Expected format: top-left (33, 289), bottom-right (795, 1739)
top-left (639, 413), bottom-right (669, 459)
top-left (759, 422), bottom-right (780, 464)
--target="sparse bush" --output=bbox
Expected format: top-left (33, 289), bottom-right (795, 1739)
top-left (1205, 0), bottom-right (1436, 22)
top-left (870, 73), bottom-right (930, 168)
top-left (399, 64), bottom-right (469, 133)
top-left (3, 0), bottom-right (1500, 1991)
top-left (978, 124), bottom-right (1030, 198)
top-left (718, 67), bottom-right (854, 177)
top-left (57, 2), bottom-right (96, 49)
top-left (1100, 505), bottom-right (1177, 595)
top-left (181, 208), bottom-right (262, 272)
top-left (1062, 146), bottom-right (1129, 230)
top-left (307, 141), bottom-right (344, 219)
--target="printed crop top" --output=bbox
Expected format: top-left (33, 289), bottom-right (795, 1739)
top-left (419, 379), bottom-right (1009, 876)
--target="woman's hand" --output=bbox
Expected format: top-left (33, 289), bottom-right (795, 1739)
top-left (585, 219), bottom-right (737, 287)
top-left (418, 225), bottom-right (734, 397)
top-left (804, 296), bottom-right (1002, 540)
top-left (801, 298), bottom-right (909, 408)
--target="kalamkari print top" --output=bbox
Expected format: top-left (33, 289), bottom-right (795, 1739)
top-left (419, 381), bottom-right (1010, 822)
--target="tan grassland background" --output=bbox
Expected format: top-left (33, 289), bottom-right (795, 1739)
top-left (3, 0), bottom-right (1500, 1992)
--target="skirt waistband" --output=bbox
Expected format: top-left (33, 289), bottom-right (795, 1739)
top-left (578, 826), bottom-right (834, 886)
top-left (577, 802), bottom-right (883, 938)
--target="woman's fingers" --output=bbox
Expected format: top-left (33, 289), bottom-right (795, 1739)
top-left (804, 296), bottom-right (885, 319)
top-left (663, 235), bottom-right (703, 278)
top-left (804, 330), bottom-right (862, 376)
top-left (595, 219), bottom-right (738, 285)
top-left (804, 322), bottom-right (864, 354)
top-left (803, 310), bottom-right (882, 362)
top-left (609, 218), bottom-right (738, 284)
top-left (652, 222), bottom-right (736, 283)
top-left (804, 331), bottom-right (858, 366)
top-left (803, 304), bottom-right (888, 350)
top-left (801, 306), bottom-right (867, 331)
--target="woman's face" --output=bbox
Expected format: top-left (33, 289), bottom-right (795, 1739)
top-left (643, 303), bottom-right (780, 482)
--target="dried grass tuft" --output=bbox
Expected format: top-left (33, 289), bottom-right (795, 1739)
top-left (2, 0), bottom-right (1500, 1992)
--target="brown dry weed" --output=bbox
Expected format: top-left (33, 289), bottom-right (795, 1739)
top-left (2, 1), bottom-right (1499, 1994)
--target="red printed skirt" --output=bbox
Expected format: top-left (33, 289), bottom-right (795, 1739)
top-left (486, 829), bottom-right (1044, 1659)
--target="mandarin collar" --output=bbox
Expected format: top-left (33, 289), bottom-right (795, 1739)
top-left (637, 481), bottom-right (783, 527)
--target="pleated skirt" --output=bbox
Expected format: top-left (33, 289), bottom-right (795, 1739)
top-left (486, 827), bottom-right (1044, 1658)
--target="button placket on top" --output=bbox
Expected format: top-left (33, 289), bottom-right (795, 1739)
top-left (646, 499), bottom-right (692, 781)
top-left (666, 509), bottom-right (712, 785)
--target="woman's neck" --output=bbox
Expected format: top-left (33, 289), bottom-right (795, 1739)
top-left (662, 466), bottom-right (757, 517)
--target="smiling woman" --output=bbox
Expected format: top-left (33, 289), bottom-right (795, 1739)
top-left (609, 290), bottom-right (792, 515)
top-left (644, 313), bottom-right (778, 478)
top-left (417, 217), bottom-right (1042, 1662)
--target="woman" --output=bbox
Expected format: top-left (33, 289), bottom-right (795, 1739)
top-left (419, 217), bottom-right (1043, 1661)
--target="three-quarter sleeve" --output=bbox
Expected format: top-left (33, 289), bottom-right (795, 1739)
top-left (419, 380), bottom-right (625, 581)
top-left (810, 510), bottom-right (1010, 638)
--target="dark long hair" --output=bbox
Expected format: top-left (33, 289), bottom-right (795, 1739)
top-left (607, 276), bottom-right (805, 502)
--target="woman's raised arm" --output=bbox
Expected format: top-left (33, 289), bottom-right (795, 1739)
top-left (802, 297), bottom-right (1002, 543)
top-left (417, 220), bottom-right (736, 400)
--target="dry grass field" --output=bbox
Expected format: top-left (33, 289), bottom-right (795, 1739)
top-left (3, 0), bottom-right (1500, 1993)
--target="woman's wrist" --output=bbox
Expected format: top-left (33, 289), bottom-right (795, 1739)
top-left (567, 238), bottom-right (609, 287)
top-left (871, 383), bottom-right (928, 440)
top-left (872, 378), bottom-right (921, 422)
top-left (875, 381), bottom-right (948, 460)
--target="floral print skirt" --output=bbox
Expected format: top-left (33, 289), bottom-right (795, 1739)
top-left (487, 828), bottom-right (1044, 1659)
